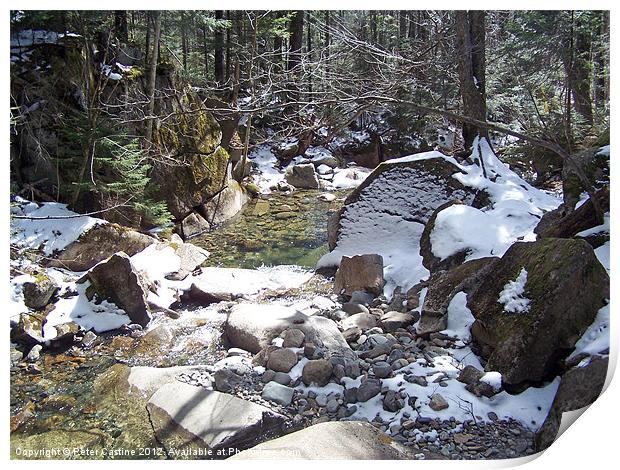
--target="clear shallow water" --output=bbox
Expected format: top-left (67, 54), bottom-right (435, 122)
top-left (192, 190), bottom-right (347, 269)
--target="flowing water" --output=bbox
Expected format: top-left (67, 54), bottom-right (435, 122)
top-left (10, 188), bottom-right (348, 458)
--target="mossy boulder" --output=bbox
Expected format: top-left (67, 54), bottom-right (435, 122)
top-left (562, 146), bottom-right (609, 210)
top-left (467, 238), bottom-right (609, 385)
top-left (22, 273), bottom-right (59, 310)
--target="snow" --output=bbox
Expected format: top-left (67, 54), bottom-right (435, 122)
top-left (439, 292), bottom-right (476, 342)
top-left (131, 244), bottom-right (181, 279)
top-left (328, 167), bottom-right (372, 189)
top-left (577, 212), bottom-right (610, 237)
top-left (11, 201), bottom-right (105, 255)
top-left (9, 274), bottom-right (36, 323)
top-left (317, 152), bottom-right (472, 299)
top-left (186, 265), bottom-right (313, 298)
top-left (248, 145), bottom-right (285, 193)
top-left (597, 145), bottom-right (610, 156)
top-left (497, 268), bottom-right (531, 314)
top-left (432, 137), bottom-right (561, 263)
top-left (594, 241), bottom-right (610, 274)
top-left (568, 302), bottom-right (610, 360)
top-left (480, 372), bottom-right (503, 391)
top-left (43, 280), bottom-right (131, 340)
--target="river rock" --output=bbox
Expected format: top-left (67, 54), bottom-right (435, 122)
top-left (342, 312), bottom-right (377, 331)
top-left (383, 390), bottom-right (405, 412)
top-left (282, 328), bottom-right (305, 348)
top-left (429, 393), bottom-right (449, 411)
top-left (285, 163), bottom-right (320, 189)
top-left (342, 326), bottom-right (362, 343)
top-left (201, 180), bottom-right (247, 226)
top-left (26, 344), bottom-right (42, 362)
top-left (467, 238), bottom-right (609, 385)
top-left (83, 252), bottom-right (151, 327)
top-left (266, 348), bottom-right (298, 373)
top-left (226, 303), bottom-right (354, 361)
top-left (165, 236), bottom-right (210, 280)
top-left (378, 311), bottom-right (418, 333)
top-left (47, 223), bottom-right (156, 271)
top-left (302, 359), bottom-right (333, 386)
top-left (213, 368), bottom-right (243, 393)
top-left (147, 381), bottom-right (285, 453)
top-left (22, 274), bottom-right (59, 309)
top-left (230, 421), bottom-right (421, 459)
top-left (342, 302), bottom-right (370, 315)
top-left (179, 212), bottom-right (210, 240)
top-left (334, 254), bottom-right (384, 297)
top-left (262, 381), bottom-right (295, 406)
top-left (457, 365), bottom-right (485, 385)
top-left (372, 361), bottom-right (392, 379)
top-left (357, 378), bottom-right (381, 402)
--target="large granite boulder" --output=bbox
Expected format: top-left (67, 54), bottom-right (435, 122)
top-left (83, 252), bottom-right (151, 326)
top-left (146, 381), bottom-right (285, 455)
top-left (200, 180), bottom-right (247, 226)
top-left (226, 303), bottom-right (354, 361)
top-left (230, 421), bottom-right (435, 459)
top-left (47, 223), bottom-right (156, 272)
top-left (535, 356), bottom-right (609, 451)
top-left (467, 238), bottom-right (609, 385)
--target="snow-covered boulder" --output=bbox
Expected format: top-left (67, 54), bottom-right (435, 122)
top-left (467, 238), bottom-right (609, 385)
top-left (47, 223), bottom-right (156, 271)
top-left (319, 151), bottom-right (475, 298)
top-left (285, 163), bottom-right (320, 189)
top-left (83, 252), bottom-right (151, 327)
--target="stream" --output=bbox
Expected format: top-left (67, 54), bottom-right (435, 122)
top-left (10, 188), bottom-right (348, 458)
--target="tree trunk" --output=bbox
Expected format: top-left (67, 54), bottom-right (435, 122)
top-left (455, 10), bottom-right (488, 149)
top-left (114, 11), bottom-right (128, 42)
top-left (214, 10), bottom-right (225, 84)
top-left (288, 10), bottom-right (304, 71)
top-left (399, 10), bottom-right (407, 40)
top-left (307, 11), bottom-right (312, 94)
top-left (145, 11), bottom-right (161, 147)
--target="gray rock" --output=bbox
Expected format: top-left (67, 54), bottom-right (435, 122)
top-left (344, 387), bottom-right (358, 404)
top-left (342, 302), bottom-right (370, 315)
top-left (266, 348), bottom-right (298, 373)
top-left (285, 163), bottom-right (320, 189)
top-left (147, 382), bottom-right (285, 452)
top-left (84, 252), bottom-right (151, 327)
top-left (261, 369), bottom-right (276, 383)
top-left (326, 399), bottom-right (339, 413)
top-left (429, 393), bottom-right (449, 411)
top-left (383, 390), bottom-right (405, 412)
top-left (342, 312), bottom-right (377, 331)
top-left (316, 394), bottom-right (328, 407)
top-left (230, 421), bottom-right (419, 459)
top-left (179, 212), bottom-right (210, 239)
top-left (350, 291), bottom-right (375, 305)
top-left (379, 311), bottom-right (418, 333)
top-left (357, 378), bottom-right (382, 402)
top-left (26, 344), bottom-right (42, 362)
top-left (372, 361), bottom-right (392, 379)
top-left (302, 359), bottom-right (333, 386)
top-left (262, 381), bottom-right (295, 406)
top-left (405, 375), bottom-right (428, 387)
top-left (282, 328), bottom-right (305, 348)
top-left (273, 372), bottom-right (292, 386)
top-left (213, 368), bottom-right (243, 393)
top-left (391, 359), bottom-right (409, 371)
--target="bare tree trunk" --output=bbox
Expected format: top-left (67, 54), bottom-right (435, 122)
top-left (288, 10), bottom-right (304, 71)
top-left (114, 11), bottom-right (128, 42)
top-left (214, 10), bottom-right (225, 84)
top-left (145, 11), bottom-right (161, 147)
top-left (455, 10), bottom-right (488, 149)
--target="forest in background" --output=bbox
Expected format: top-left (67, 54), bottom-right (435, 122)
top-left (10, 10), bottom-right (610, 228)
